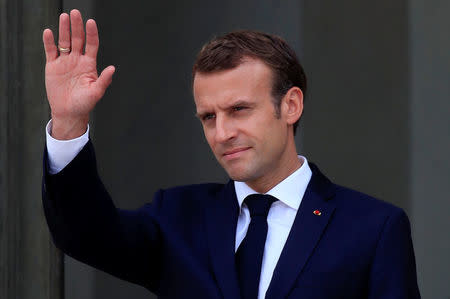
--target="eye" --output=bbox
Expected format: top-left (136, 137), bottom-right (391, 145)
top-left (202, 113), bottom-right (215, 121)
top-left (232, 106), bottom-right (247, 112)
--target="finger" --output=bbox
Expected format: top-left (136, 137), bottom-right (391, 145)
top-left (85, 19), bottom-right (99, 59)
top-left (70, 9), bottom-right (85, 54)
top-left (94, 66), bottom-right (116, 98)
top-left (43, 29), bottom-right (57, 62)
top-left (58, 13), bottom-right (71, 55)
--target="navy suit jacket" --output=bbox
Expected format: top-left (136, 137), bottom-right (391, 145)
top-left (42, 140), bottom-right (420, 298)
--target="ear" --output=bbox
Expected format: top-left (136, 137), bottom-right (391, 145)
top-left (281, 87), bottom-right (303, 125)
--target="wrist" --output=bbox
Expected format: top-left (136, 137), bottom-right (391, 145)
top-left (51, 116), bottom-right (89, 140)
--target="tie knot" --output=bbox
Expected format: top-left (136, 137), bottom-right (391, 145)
top-left (244, 194), bottom-right (277, 217)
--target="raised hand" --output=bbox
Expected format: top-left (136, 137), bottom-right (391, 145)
top-left (43, 9), bottom-right (115, 139)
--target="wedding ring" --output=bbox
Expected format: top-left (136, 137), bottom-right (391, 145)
top-left (58, 46), bottom-right (71, 53)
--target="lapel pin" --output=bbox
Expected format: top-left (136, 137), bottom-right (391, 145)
top-left (313, 210), bottom-right (322, 216)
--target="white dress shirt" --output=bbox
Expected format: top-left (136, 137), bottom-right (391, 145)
top-left (234, 158), bottom-right (312, 299)
top-left (45, 119), bottom-right (313, 299)
top-left (45, 120), bottom-right (90, 174)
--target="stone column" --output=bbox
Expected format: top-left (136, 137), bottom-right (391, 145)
top-left (410, 0), bottom-right (450, 297)
top-left (0, 0), bottom-right (63, 298)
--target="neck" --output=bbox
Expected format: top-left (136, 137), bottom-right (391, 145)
top-left (246, 141), bottom-right (302, 193)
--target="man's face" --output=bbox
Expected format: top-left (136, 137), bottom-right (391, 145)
top-left (193, 58), bottom-right (291, 185)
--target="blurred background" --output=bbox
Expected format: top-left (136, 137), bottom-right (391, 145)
top-left (1, 0), bottom-right (449, 298)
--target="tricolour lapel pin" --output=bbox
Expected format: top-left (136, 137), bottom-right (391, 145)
top-left (313, 210), bottom-right (322, 216)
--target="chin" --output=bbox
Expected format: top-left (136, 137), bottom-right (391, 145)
top-left (224, 167), bottom-right (257, 183)
top-left (224, 167), bottom-right (245, 181)
top-left (228, 174), bottom-right (248, 182)
top-left (219, 158), bottom-right (260, 182)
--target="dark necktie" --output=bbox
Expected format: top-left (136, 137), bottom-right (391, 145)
top-left (235, 194), bottom-right (277, 299)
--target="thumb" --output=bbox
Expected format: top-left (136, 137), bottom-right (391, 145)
top-left (95, 65), bottom-right (116, 95)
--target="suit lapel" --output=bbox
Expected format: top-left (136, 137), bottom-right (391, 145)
top-left (265, 163), bottom-right (336, 299)
top-left (204, 180), bottom-right (241, 299)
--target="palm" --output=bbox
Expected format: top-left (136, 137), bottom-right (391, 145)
top-left (43, 10), bottom-right (115, 122)
top-left (46, 55), bottom-right (100, 118)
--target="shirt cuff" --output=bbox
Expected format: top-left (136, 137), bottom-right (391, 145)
top-left (45, 119), bottom-right (90, 174)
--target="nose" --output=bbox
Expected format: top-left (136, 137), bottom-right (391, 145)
top-left (215, 114), bottom-right (236, 144)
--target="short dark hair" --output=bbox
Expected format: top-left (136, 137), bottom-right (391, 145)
top-left (192, 30), bottom-right (307, 134)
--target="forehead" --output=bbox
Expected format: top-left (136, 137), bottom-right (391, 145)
top-left (193, 58), bottom-right (273, 110)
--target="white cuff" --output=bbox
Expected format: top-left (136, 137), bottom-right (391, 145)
top-left (46, 119), bottom-right (90, 174)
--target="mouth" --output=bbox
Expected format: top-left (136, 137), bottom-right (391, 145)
top-left (222, 147), bottom-right (251, 160)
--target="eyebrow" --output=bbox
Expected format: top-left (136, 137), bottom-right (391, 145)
top-left (227, 99), bottom-right (255, 109)
top-left (195, 99), bottom-right (256, 119)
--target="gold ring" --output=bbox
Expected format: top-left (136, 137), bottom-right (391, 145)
top-left (58, 46), bottom-right (71, 53)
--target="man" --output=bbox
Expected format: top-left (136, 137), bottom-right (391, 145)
top-left (42, 9), bottom-right (420, 299)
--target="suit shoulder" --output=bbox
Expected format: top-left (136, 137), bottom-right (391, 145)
top-left (326, 184), bottom-right (412, 244)
top-left (144, 183), bottom-right (227, 220)
top-left (332, 183), bottom-right (406, 218)
top-left (309, 162), bottom-right (404, 217)
top-left (163, 182), bottom-right (225, 195)
top-left (157, 182), bottom-right (226, 203)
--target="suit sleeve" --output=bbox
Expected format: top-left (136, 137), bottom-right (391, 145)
top-left (367, 208), bottom-right (421, 299)
top-left (42, 139), bottom-right (162, 292)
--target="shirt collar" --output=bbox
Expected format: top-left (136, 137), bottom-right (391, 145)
top-left (234, 155), bottom-right (312, 211)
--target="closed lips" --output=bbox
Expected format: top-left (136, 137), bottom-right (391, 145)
top-left (223, 147), bottom-right (251, 156)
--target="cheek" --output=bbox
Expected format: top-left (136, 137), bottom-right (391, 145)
top-left (256, 119), bottom-right (286, 151)
top-left (246, 113), bottom-right (282, 140)
top-left (203, 128), bottom-right (216, 150)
